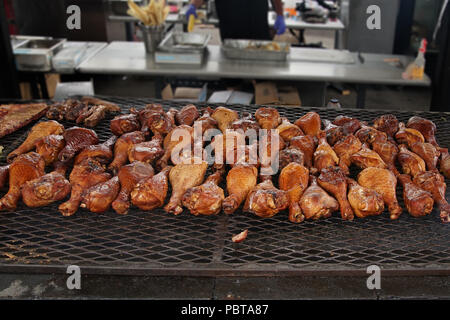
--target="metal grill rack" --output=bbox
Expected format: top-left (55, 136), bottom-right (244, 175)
top-left (0, 96), bottom-right (449, 277)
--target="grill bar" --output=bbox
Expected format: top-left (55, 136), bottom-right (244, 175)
top-left (0, 95), bottom-right (449, 277)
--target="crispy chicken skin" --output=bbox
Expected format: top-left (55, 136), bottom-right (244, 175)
top-left (347, 178), bottom-right (384, 218)
top-left (223, 164), bottom-right (258, 215)
top-left (108, 131), bottom-right (145, 174)
top-left (299, 175), bottom-right (339, 220)
top-left (35, 134), bottom-right (66, 166)
top-left (59, 127), bottom-right (99, 163)
top-left (110, 113), bottom-right (141, 136)
top-left (22, 172), bottom-right (71, 208)
top-left (398, 174), bottom-right (434, 218)
top-left (279, 163), bottom-right (309, 223)
top-left (131, 166), bottom-right (172, 211)
top-left (255, 107), bottom-right (281, 130)
top-left (294, 112), bottom-right (321, 136)
top-left (80, 176), bottom-right (120, 213)
top-left (407, 116), bottom-right (439, 147)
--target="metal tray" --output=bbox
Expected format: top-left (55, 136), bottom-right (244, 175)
top-left (221, 39), bottom-right (290, 62)
top-left (158, 32), bottom-right (211, 53)
top-left (13, 38), bottom-right (66, 72)
top-left (0, 96), bottom-right (449, 277)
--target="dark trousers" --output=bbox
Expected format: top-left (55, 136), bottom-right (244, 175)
top-left (215, 0), bottom-right (271, 41)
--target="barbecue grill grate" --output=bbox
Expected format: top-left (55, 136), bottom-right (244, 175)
top-left (0, 96), bottom-right (449, 276)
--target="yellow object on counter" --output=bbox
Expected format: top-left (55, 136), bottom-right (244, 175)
top-left (188, 14), bottom-right (196, 32)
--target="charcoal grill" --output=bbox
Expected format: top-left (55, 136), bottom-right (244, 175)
top-left (0, 96), bottom-right (449, 277)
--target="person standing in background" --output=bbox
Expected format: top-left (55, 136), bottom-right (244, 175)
top-left (186, 0), bottom-right (286, 41)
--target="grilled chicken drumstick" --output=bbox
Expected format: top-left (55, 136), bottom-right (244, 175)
top-left (347, 178), bottom-right (384, 218)
top-left (80, 176), bottom-right (120, 213)
top-left (131, 166), bottom-right (172, 211)
top-left (398, 174), bottom-right (434, 218)
top-left (279, 163), bottom-right (309, 223)
top-left (223, 164), bottom-right (258, 215)
top-left (299, 175), bottom-right (339, 220)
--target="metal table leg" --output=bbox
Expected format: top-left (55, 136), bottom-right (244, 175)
top-left (356, 84), bottom-right (366, 109)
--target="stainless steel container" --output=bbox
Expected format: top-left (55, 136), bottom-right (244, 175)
top-left (140, 24), bottom-right (166, 53)
top-left (13, 38), bottom-right (66, 71)
top-left (221, 39), bottom-right (290, 62)
top-left (155, 32), bottom-right (210, 65)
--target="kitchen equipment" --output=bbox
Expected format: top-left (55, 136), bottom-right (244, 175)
top-left (221, 39), bottom-right (290, 62)
top-left (155, 32), bottom-right (210, 65)
top-left (52, 42), bottom-right (108, 73)
top-left (140, 23), bottom-right (166, 53)
top-left (13, 38), bottom-right (66, 72)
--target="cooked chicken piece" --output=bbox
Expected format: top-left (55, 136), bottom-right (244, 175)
top-left (229, 112), bottom-right (260, 134)
top-left (148, 108), bottom-right (177, 137)
top-left (223, 164), bottom-right (258, 214)
top-left (58, 127), bottom-right (99, 163)
top-left (211, 107), bottom-right (239, 133)
top-left (108, 131), bottom-right (146, 174)
top-left (59, 159), bottom-right (111, 216)
top-left (156, 125), bottom-right (194, 170)
top-left (410, 141), bottom-right (440, 172)
top-left (373, 114), bottom-right (399, 139)
top-left (351, 144), bottom-right (387, 170)
top-left (259, 131), bottom-right (286, 175)
top-left (35, 134), bottom-right (65, 166)
top-left (132, 104), bottom-right (164, 136)
top-left (276, 118), bottom-right (304, 142)
top-left (0, 165), bottom-right (10, 190)
top-left (76, 105), bottom-right (112, 128)
top-left (372, 139), bottom-right (400, 176)
top-left (255, 107), bottom-right (281, 130)
top-left (413, 171), bottom-right (450, 223)
top-left (175, 104), bottom-right (200, 126)
top-left (0, 152), bottom-right (45, 211)
top-left (323, 119), bottom-right (344, 146)
top-left (407, 116), bottom-right (439, 147)
top-left (395, 122), bottom-right (425, 147)
top-left (294, 112), bottom-right (321, 136)
top-left (164, 157), bottom-right (208, 215)
top-left (194, 109), bottom-right (218, 134)
top-left (313, 132), bottom-right (339, 172)
top-left (289, 135), bottom-right (317, 168)
top-left (80, 176), bottom-right (120, 213)
top-left (299, 175), bottom-right (339, 220)
top-left (74, 136), bottom-right (117, 167)
top-left (439, 148), bottom-right (450, 179)
top-left (112, 161), bottom-right (154, 215)
top-left (64, 101), bottom-right (87, 121)
top-left (211, 130), bottom-right (247, 167)
top-left (131, 166), bottom-right (172, 211)
top-left (318, 166), bottom-right (354, 220)
top-left (333, 134), bottom-right (362, 175)
top-left (182, 169), bottom-right (225, 216)
top-left (279, 163), bottom-right (309, 223)
top-left (110, 113), bottom-right (141, 136)
top-left (46, 102), bottom-right (66, 121)
top-left (80, 96), bottom-right (121, 112)
top-left (332, 116), bottom-right (362, 135)
top-left (128, 133), bottom-right (164, 164)
top-left (22, 172), bottom-right (71, 208)
top-left (357, 167), bottom-right (402, 220)
top-left (398, 174), bottom-right (434, 218)
top-left (347, 178), bottom-right (384, 218)
top-left (7, 120), bottom-right (65, 163)
top-left (397, 144), bottom-right (426, 177)
top-left (355, 124), bottom-right (387, 145)
top-left (279, 148), bottom-right (304, 170)
top-left (244, 175), bottom-right (289, 218)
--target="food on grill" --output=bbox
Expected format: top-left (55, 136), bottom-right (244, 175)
top-left (346, 178), bottom-right (384, 218)
top-left (140, 105), bottom-right (176, 137)
top-left (0, 152), bottom-right (45, 211)
top-left (232, 229), bottom-right (248, 243)
top-left (156, 125), bottom-right (194, 170)
top-left (294, 112), bottom-right (321, 137)
top-left (74, 136), bottom-right (117, 167)
top-left (398, 174), bottom-right (434, 218)
top-left (413, 171), bottom-right (450, 223)
top-left (128, 133), bottom-right (164, 164)
top-left (355, 124), bottom-right (387, 145)
top-left (410, 141), bottom-right (440, 172)
top-left (195, 109), bottom-right (219, 134)
top-left (182, 169), bottom-right (225, 216)
top-left (211, 107), bottom-right (239, 133)
top-left (0, 165), bottom-right (10, 190)
top-left (318, 167), bottom-right (354, 221)
top-left (108, 131), bottom-right (146, 175)
top-left (277, 118), bottom-right (303, 142)
top-left (59, 127), bottom-right (99, 163)
top-left (279, 163), bottom-right (309, 223)
top-left (35, 134), bottom-right (66, 166)
top-left (81, 176), bottom-right (120, 213)
top-left (164, 157), bottom-right (208, 215)
top-left (131, 166), bottom-right (172, 211)
top-left (223, 164), bottom-right (258, 215)
top-left (440, 148), bottom-right (450, 179)
top-left (289, 135), bottom-right (317, 168)
top-left (407, 116), bottom-right (438, 147)
top-left (332, 116), bottom-right (362, 136)
top-left (323, 120), bottom-right (344, 146)
top-left (395, 122), bottom-right (425, 147)
top-left (110, 113), bottom-right (141, 136)
top-left (175, 104), bottom-right (200, 126)
top-left (299, 175), bottom-right (339, 220)
top-left (279, 148), bottom-right (305, 169)
top-left (255, 107), bottom-right (281, 130)
top-left (7, 120), bottom-right (65, 163)
top-left (358, 167), bottom-right (403, 220)
top-left (333, 134), bottom-right (362, 175)
top-left (371, 139), bottom-right (400, 176)
top-left (397, 144), bottom-right (426, 177)
top-left (244, 176), bottom-right (289, 218)
top-left (350, 143), bottom-right (387, 170)
top-left (0, 103), bottom-right (49, 139)
top-left (59, 159), bottom-right (111, 216)
top-left (230, 112), bottom-right (260, 134)
top-left (21, 172), bottom-right (71, 208)
top-left (373, 114), bottom-right (399, 139)
top-left (112, 161), bottom-right (155, 215)
top-left (313, 132), bottom-right (339, 173)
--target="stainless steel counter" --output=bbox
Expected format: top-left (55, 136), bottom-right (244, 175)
top-left (77, 41), bottom-right (431, 86)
